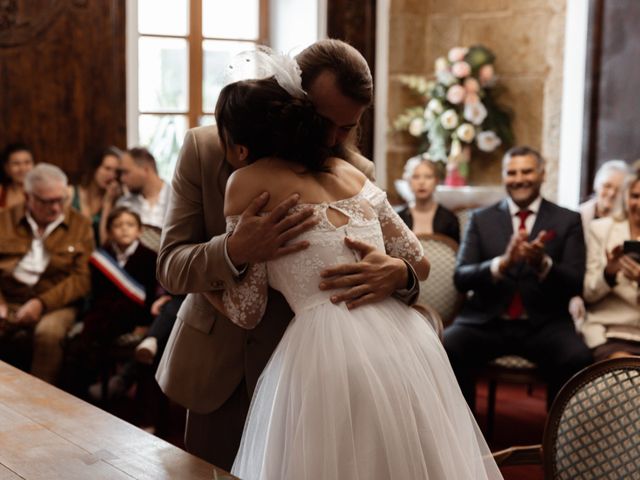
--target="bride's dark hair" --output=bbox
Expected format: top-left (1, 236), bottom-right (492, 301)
top-left (215, 77), bottom-right (332, 172)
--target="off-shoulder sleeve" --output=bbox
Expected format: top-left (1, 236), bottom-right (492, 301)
top-left (221, 215), bottom-right (268, 329)
top-left (365, 182), bottom-right (425, 267)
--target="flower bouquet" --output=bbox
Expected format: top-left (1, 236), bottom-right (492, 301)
top-left (393, 45), bottom-right (514, 186)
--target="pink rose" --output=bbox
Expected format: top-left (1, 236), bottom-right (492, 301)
top-left (448, 47), bottom-right (468, 63)
top-left (479, 64), bottom-right (495, 86)
top-left (451, 61), bottom-right (471, 78)
top-left (446, 85), bottom-right (466, 104)
top-left (464, 92), bottom-right (480, 105)
top-left (464, 77), bottom-right (480, 94)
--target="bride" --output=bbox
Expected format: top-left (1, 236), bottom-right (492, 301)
top-left (212, 58), bottom-right (502, 480)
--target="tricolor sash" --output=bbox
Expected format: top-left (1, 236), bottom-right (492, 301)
top-left (89, 248), bottom-right (146, 306)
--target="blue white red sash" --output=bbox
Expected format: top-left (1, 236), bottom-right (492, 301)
top-left (89, 248), bottom-right (146, 306)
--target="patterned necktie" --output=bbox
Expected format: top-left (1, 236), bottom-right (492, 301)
top-left (507, 210), bottom-right (532, 319)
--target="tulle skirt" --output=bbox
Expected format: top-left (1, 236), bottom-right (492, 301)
top-left (231, 299), bottom-right (503, 480)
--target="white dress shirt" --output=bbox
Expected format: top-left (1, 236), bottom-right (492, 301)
top-left (13, 212), bottom-right (65, 286)
top-left (112, 240), bottom-right (140, 268)
top-left (117, 182), bottom-right (170, 229)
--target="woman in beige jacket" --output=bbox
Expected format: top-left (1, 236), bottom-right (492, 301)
top-left (583, 173), bottom-right (640, 360)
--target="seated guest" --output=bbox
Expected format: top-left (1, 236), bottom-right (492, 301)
top-left (443, 146), bottom-right (592, 409)
top-left (67, 207), bottom-right (157, 398)
top-left (396, 154), bottom-right (460, 242)
top-left (115, 147), bottom-right (169, 252)
top-left (0, 143), bottom-right (35, 210)
top-left (81, 207), bottom-right (158, 347)
top-left (579, 159), bottom-right (629, 233)
top-left (570, 160), bottom-right (630, 326)
top-left (582, 173), bottom-right (640, 361)
top-left (0, 163), bottom-right (93, 384)
top-left (69, 146), bottom-right (122, 245)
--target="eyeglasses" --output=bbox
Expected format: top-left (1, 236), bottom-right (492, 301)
top-left (31, 193), bottom-right (67, 207)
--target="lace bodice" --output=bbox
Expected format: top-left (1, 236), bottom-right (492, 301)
top-left (223, 180), bottom-right (424, 328)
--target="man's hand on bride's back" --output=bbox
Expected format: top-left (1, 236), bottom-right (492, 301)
top-left (318, 237), bottom-right (409, 309)
top-left (226, 192), bottom-right (318, 267)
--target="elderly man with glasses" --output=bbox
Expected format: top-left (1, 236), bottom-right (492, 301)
top-left (0, 163), bottom-right (94, 384)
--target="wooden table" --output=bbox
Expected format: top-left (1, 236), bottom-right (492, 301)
top-left (0, 361), bottom-right (238, 479)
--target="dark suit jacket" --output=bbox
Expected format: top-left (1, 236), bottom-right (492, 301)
top-left (397, 204), bottom-right (460, 243)
top-left (453, 198), bottom-right (585, 327)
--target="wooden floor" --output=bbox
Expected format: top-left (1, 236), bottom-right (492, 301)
top-left (0, 361), bottom-right (237, 480)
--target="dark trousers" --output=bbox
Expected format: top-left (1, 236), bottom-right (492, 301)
top-left (443, 318), bottom-right (593, 410)
top-left (184, 380), bottom-right (250, 472)
top-left (148, 295), bottom-right (185, 353)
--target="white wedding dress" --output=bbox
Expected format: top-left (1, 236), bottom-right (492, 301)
top-left (225, 180), bottom-right (502, 480)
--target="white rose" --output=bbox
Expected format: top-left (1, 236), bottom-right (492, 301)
top-left (440, 109), bottom-right (459, 130)
top-left (463, 100), bottom-right (488, 126)
top-left (427, 98), bottom-right (444, 114)
top-left (476, 130), bottom-right (502, 152)
top-left (423, 108), bottom-right (435, 122)
top-left (436, 70), bottom-right (457, 87)
top-left (408, 117), bottom-right (426, 137)
top-left (456, 123), bottom-right (476, 143)
top-left (435, 56), bottom-right (449, 73)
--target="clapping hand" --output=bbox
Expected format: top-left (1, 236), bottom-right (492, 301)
top-left (499, 230), bottom-right (528, 273)
top-left (520, 230), bottom-right (552, 270)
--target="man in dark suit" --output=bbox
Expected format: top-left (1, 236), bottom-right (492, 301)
top-left (443, 145), bottom-right (592, 409)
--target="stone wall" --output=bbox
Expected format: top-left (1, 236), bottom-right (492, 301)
top-left (386, 0), bottom-right (566, 202)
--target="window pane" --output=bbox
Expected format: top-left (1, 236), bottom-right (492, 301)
top-left (202, 0), bottom-right (260, 40)
top-left (139, 37), bottom-right (188, 112)
top-left (202, 40), bottom-right (257, 112)
top-left (138, 0), bottom-right (188, 36)
top-left (200, 115), bottom-right (216, 126)
top-left (138, 114), bottom-right (188, 182)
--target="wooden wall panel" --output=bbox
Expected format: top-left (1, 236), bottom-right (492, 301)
top-left (0, 0), bottom-right (126, 182)
top-left (327, 0), bottom-right (376, 161)
top-left (582, 0), bottom-right (640, 197)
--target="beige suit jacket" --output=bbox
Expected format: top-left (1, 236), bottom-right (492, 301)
top-left (582, 217), bottom-right (640, 348)
top-left (155, 125), bottom-right (378, 413)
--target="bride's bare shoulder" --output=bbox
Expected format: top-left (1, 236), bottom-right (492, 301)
top-left (223, 161), bottom-right (296, 216)
top-left (327, 157), bottom-right (368, 192)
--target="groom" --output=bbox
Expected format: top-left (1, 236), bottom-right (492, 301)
top-left (155, 39), bottom-right (420, 470)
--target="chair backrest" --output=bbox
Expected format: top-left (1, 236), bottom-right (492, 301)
top-left (543, 357), bottom-right (640, 479)
top-left (416, 233), bottom-right (461, 327)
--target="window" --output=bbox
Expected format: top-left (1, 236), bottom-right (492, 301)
top-left (128, 0), bottom-right (267, 180)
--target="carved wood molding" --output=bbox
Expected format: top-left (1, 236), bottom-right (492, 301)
top-left (0, 0), bottom-right (86, 47)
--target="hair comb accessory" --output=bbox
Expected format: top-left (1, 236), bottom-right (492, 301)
top-left (223, 46), bottom-right (306, 99)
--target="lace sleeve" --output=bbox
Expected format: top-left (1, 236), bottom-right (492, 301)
top-left (367, 183), bottom-right (424, 266)
top-left (221, 215), bottom-right (268, 329)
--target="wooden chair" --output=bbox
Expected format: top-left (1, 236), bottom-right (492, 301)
top-left (481, 354), bottom-right (545, 440)
top-left (416, 233), bottom-right (463, 328)
top-left (493, 357), bottom-right (640, 479)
